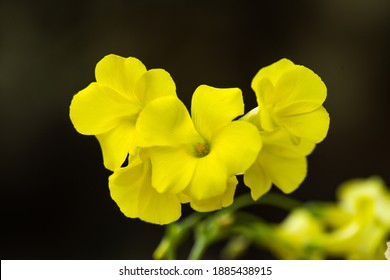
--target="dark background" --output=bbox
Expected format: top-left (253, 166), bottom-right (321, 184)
top-left (1, 0), bottom-right (389, 259)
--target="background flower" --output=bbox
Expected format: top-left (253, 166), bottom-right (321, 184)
top-left (322, 176), bottom-right (390, 259)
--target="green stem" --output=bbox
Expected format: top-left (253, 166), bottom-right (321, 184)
top-left (220, 192), bottom-right (301, 216)
top-left (188, 234), bottom-right (209, 260)
top-left (157, 192), bottom-right (302, 260)
top-left (186, 192), bottom-right (301, 259)
top-left (154, 212), bottom-right (206, 259)
top-left (258, 192), bottom-right (302, 210)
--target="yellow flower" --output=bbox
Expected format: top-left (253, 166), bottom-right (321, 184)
top-left (280, 177), bottom-right (390, 260)
top-left (323, 176), bottom-right (390, 259)
top-left (251, 58), bottom-right (329, 143)
top-left (241, 58), bottom-right (329, 199)
top-left (109, 150), bottom-right (181, 225)
top-left (69, 54), bottom-right (176, 170)
top-left (337, 176), bottom-right (390, 228)
top-left (271, 208), bottom-right (325, 260)
top-left (136, 85), bottom-right (262, 207)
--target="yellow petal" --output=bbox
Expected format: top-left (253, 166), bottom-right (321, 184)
top-left (134, 69), bottom-right (177, 105)
top-left (109, 157), bottom-right (181, 225)
top-left (184, 154), bottom-right (229, 201)
top-left (252, 58), bottom-right (326, 108)
top-left (240, 107), bottom-right (261, 127)
top-left (259, 146), bottom-right (308, 194)
top-left (149, 147), bottom-right (198, 194)
top-left (245, 129), bottom-right (313, 195)
top-left (274, 64), bottom-right (327, 110)
top-left (262, 128), bottom-right (316, 156)
top-left (244, 159), bottom-right (272, 200)
top-left (212, 121), bottom-right (262, 175)
top-left (252, 58), bottom-right (295, 91)
top-left (136, 96), bottom-right (201, 147)
top-left (279, 106), bottom-right (330, 143)
top-left (251, 59), bottom-right (329, 143)
top-left (95, 122), bottom-right (136, 170)
top-left (189, 176), bottom-right (238, 212)
top-left (257, 79), bottom-right (279, 131)
top-left (69, 83), bottom-right (140, 135)
top-left (191, 85), bottom-right (244, 142)
top-left (95, 54), bottom-right (146, 101)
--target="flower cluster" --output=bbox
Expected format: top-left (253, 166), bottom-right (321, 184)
top-left (69, 54), bottom-right (329, 225)
top-left (271, 176), bottom-right (390, 259)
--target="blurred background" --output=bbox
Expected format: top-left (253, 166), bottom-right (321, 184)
top-left (1, 0), bottom-right (389, 259)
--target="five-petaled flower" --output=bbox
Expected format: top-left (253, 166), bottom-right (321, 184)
top-left (242, 58), bottom-right (329, 200)
top-left (249, 58), bottom-right (329, 144)
top-left (136, 85), bottom-right (262, 210)
top-left (69, 54), bottom-right (176, 170)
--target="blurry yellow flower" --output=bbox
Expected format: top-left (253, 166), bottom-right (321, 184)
top-left (270, 176), bottom-right (390, 259)
top-left (322, 176), bottom-right (390, 259)
top-left (271, 208), bottom-right (325, 260)
top-left (337, 176), bottom-right (390, 228)
top-left (136, 85), bottom-right (262, 207)
top-left (251, 58), bottom-right (329, 143)
top-left (70, 54), bottom-right (176, 170)
top-left (109, 150), bottom-right (181, 225)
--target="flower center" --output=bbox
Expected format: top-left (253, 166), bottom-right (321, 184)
top-left (194, 142), bottom-right (210, 158)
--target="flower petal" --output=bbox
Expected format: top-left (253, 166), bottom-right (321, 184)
top-left (262, 128), bottom-right (316, 156)
top-left (184, 154), bottom-right (229, 201)
top-left (149, 147), bottom-right (198, 194)
top-left (274, 64), bottom-right (327, 110)
top-left (191, 85), bottom-right (244, 142)
top-left (136, 96), bottom-right (201, 147)
top-left (244, 128), bottom-right (313, 196)
top-left (252, 58), bottom-right (295, 91)
top-left (96, 122), bottom-right (136, 170)
top-left (244, 159), bottom-right (272, 200)
top-left (258, 142), bottom-right (308, 194)
top-left (95, 54), bottom-right (147, 101)
top-left (212, 121), bottom-right (262, 176)
top-left (134, 69), bottom-right (177, 105)
top-left (250, 78), bottom-right (281, 131)
top-left (279, 106), bottom-right (330, 143)
top-left (69, 83), bottom-right (140, 135)
top-left (109, 158), bottom-right (181, 225)
top-left (252, 59), bottom-right (326, 109)
top-left (189, 176), bottom-right (238, 212)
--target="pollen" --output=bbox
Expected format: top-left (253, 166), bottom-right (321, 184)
top-left (194, 142), bottom-right (210, 157)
